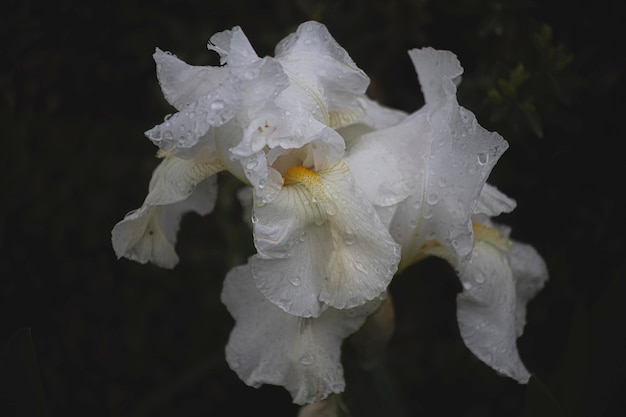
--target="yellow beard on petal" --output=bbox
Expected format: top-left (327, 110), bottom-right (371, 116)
top-left (282, 165), bottom-right (335, 225)
top-left (472, 222), bottom-right (512, 252)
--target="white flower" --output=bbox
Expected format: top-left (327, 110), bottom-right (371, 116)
top-left (345, 47), bottom-right (509, 271)
top-left (111, 149), bottom-right (222, 268)
top-left (249, 160), bottom-right (400, 318)
top-left (112, 20), bottom-right (549, 406)
top-left (419, 219), bottom-right (548, 383)
top-left (221, 264), bottom-right (383, 405)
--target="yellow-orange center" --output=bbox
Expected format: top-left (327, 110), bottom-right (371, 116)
top-left (472, 222), bottom-right (512, 251)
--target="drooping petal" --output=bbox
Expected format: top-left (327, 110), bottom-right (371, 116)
top-left (455, 223), bottom-right (532, 383)
top-left (250, 162), bottom-right (400, 317)
top-left (111, 151), bottom-right (223, 268)
top-left (507, 241), bottom-right (549, 336)
top-left (221, 264), bottom-right (381, 405)
top-left (153, 48), bottom-right (229, 111)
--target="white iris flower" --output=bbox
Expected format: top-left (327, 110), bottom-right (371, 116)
top-left (346, 47), bottom-right (548, 383)
top-left (111, 21), bottom-right (548, 406)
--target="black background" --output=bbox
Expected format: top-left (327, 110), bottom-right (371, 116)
top-left (2, 0), bottom-right (625, 416)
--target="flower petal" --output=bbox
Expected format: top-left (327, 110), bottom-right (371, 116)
top-left (207, 26), bottom-right (258, 67)
top-left (222, 264), bottom-right (380, 405)
top-left (111, 152), bottom-right (222, 268)
top-left (380, 48), bottom-right (509, 270)
top-left (344, 111), bottom-right (429, 208)
top-left (474, 183), bottom-right (517, 217)
top-left (508, 241), bottom-right (549, 336)
top-left (456, 223), bottom-right (532, 383)
top-left (275, 21), bottom-right (370, 127)
top-left (153, 48), bottom-right (229, 111)
top-left (250, 162), bottom-right (400, 317)
top-left (409, 47), bottom-right (463, 106)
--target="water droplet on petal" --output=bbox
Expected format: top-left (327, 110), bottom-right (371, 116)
top-left (462, 281), bottom-right (472, 290)
top-left (427, 193), bottom-right (439, 205)
top-left (299, 352), bottom-right (314, 365)
top-left (477, 152), bottom-right (489, 165)
top-left (210, 100), bottom-right (225, 110)
top-left (475, 273), bottom-right (486, 284)
top-left (289, 275), bottom-right (302, 286)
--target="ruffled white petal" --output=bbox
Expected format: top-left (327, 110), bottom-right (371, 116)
top-left (358, 96), bottom-right (409, 129)
top-left (344, 111), bottom-right (429, 208)
top-left (222, 264), bottom-right (380, 405)
top-left (408, 47), bottom-right (463, 106)
top-left (147, 27), bottom-right (290, 158)
top-left (371, 48), bottom-right (510, 271)
top-left (207, 26), bottom-right (258, 67)
top-left (153, 48), bottom-right (229, 111)
top-left (250, 162), bottom-right (400, 317)
top-left (474, 183), bottom-right (517, 217)
top-left (275, 21), bottom-right (370, 127)
top-left (455, 224), bottom-right (533, 383)
top-left (111, 152), bottom-right (222, 268)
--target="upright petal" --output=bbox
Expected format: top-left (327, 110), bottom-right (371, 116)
top-left (379, 48), bottom-right (509, 270)
top-left (474, 183), bottom-right (517, 217)
top-left (111, 151), bottom-right (223, 268)
top-left (153, 48), bottom-right (229, 111)
top-left (222, 264), bottom-right (381, 405)
top-left (455, 223), bottom-right (532, 383)
top-left (275, 21), bottom-right (370, 127)
top-left (250, 162), bottom-right (400, 317)
top-left (207, 26), bottom-right (258, 67)
top-left (408, 47), bottom-right (462, 107)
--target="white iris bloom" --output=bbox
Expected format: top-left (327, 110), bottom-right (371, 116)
top-left (345, 46), bottom-right (548, 384)
top-left (222, 264), bottom-right (384, 405)
top-left (111, 20), bottom-right (548, 406)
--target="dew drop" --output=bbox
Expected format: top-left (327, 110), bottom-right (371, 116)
top-left (251, 214), bottom-right (258, 224)
top-left (353, 261), bottom-right (367, 273)
top-left (299, 352), bottom-right (314, 365)
top-left (289, 275), bottom-right (302, 286)
top-left (210, 100), bottom-right (225, 110)
top-left (477, 152), bottom-right (489, 165)
top-left (427, 193), bottom-right (439, 205)
top-left (475, 273), bottom-right (486, 284)
top-left (246, 159), bottom-right (259, 169)
top-left (324, 204), bottom-right (336, 216)
top-left (462, 281), bottom-right (472, 290)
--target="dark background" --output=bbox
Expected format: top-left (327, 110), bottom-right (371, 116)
top-left (2, 0), bottom-right (625, 416)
